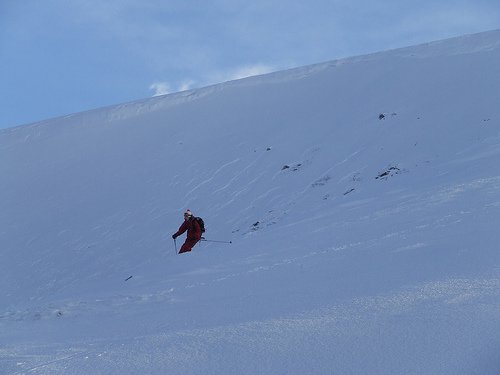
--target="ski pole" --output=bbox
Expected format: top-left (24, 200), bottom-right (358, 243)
top-left (200, 238), bottom-right (232, 244)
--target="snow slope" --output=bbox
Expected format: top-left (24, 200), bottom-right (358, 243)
top-left (1, 29), bottom-right (500, 374)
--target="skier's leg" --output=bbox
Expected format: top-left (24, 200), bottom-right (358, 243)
top-left (179, 241), bottom-right (192, 253)
top-left (178, 238), bottom-right (200, 254)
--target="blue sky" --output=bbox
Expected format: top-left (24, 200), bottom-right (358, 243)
top-left (1, 0), bottom-right (499, 129)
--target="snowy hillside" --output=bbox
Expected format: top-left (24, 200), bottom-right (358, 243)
top-left (2, 29), bottom-right (500, 374)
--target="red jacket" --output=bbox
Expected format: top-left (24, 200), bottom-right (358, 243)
top-left (174, 218), bottom-right (202, 240)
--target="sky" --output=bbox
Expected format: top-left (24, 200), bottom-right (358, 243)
top-left (1, 0), bottom-right (500, 129)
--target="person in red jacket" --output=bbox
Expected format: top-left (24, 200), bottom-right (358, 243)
top-left (172, 209), bottom-right (202, 254)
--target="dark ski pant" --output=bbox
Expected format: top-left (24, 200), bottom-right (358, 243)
top-left (179, 238), bottom-right (200, 254)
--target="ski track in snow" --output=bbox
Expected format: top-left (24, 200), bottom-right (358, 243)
top-left (2, 171), bottom-right (499, 328)
top-left (5, 171), bottom-right (495, 325)
top-left (184, 158), bottom-right (241, 198)
top-left (2, 180), bottom-right (498, 326)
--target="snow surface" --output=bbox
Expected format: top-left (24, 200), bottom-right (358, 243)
top-left (2, 29), bottom-right (500, 374)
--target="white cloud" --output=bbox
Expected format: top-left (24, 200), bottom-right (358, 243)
top-left (179, 79), bottom-right (196, 91)
top-left (149, 64), bottom-right (278, 97)
top-left (149, 82), bottom-right (171, 96)
top-left (149, 79), bottom-right (196, 96)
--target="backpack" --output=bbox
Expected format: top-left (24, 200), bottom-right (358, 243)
top-left (194, 217), bottom-right (205, 233)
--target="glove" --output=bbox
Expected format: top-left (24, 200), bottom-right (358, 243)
top-left (172, 234), bottom-right (177, 240)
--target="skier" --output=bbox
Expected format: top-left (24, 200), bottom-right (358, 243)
top-left (172, 209), bottom-right (202, 254)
